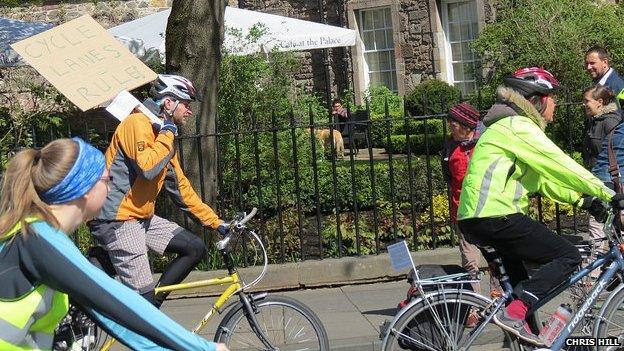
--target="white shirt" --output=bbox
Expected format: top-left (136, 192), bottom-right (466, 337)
top-left (598, 67), bottom-right (614, 86)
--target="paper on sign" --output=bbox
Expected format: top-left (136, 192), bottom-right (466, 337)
top-left (10, 15), bottom-right (156, 111)
top-left (106, 90), bottom-right (139, 122)
top-left (106, 90), bottom-right (161, 124)
top-left (387, 240), bottom-right (415, 272)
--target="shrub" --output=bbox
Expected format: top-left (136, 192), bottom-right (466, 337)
top-left (394, 119), bottom-right (444, 136)
top-left (405, 80), bottom-right (461, 116)
top-left (219, 137), bottom-right (446, 218)
top-left (365, 86), bottom-right (404, 148)
top-left (386, 134), bottom-right (445, 155)
top-left (416, 194), bottom-right (454, 250)
top-left (367, 85), bottom-right (404, 118)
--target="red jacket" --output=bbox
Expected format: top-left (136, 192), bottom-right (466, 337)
top-left (442, 132), bottom-right (480, 223)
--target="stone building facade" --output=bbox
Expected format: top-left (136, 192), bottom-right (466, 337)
top-left (239, 0), bottom-right (497, 102)
top-left (1, 0), bottom-right (496, 104)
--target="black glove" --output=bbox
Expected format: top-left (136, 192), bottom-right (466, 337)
top-left (611, 193), bottom-right (624, 210)
top-left (581, 195), bottom-right (609, 223)
top-left (217, 222), bottom-right (230, 237)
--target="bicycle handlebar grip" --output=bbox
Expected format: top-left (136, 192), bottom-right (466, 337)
top-left (237, 207), bottom-right (257, 227)
top-left (216, 208), bottom-right (258, 250)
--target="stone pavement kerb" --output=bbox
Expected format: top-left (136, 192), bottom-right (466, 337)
top-left (166, 246), bottom-right (465, 297)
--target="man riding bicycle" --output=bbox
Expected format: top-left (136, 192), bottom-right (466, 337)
top-left (457, 67), bottom-right (624, 345)
top-left (89, 74), bottom-right (229, 308)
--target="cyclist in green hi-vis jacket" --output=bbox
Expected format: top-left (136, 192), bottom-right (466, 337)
top-left (457, 67), bottom-right (623, 345)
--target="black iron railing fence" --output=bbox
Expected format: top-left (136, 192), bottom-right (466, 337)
top-left (2, 95), bottom-right (588, 266)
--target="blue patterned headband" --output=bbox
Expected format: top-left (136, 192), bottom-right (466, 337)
top-left (40, 137), bottom-right (105, 205)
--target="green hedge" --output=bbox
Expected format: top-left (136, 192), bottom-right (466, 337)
top-left (394, 119), bottom-right (444, 136)
top-left (406, 80), bottom-right (461, 116)
top-left (386, 134), bottom-right (445, 155)
top-left (239, 158), bottom-right (445, 216)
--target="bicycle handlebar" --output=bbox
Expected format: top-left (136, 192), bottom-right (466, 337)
top-left (216, 208), bottom-right (258, 251)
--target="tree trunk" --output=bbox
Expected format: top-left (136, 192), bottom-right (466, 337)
top-left (165, 0), bottom-right (226, 211)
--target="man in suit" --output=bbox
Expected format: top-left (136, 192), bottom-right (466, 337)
top-left (586, 46), bottom-right (624, 107)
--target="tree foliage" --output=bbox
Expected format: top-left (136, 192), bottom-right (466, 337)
top-left (472, 0), bottom-right (624, 97)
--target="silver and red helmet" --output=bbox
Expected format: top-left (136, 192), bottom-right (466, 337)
top-left (503, 67), bottom-right (561, 97)
top-left (150, 74), bottom-right (201, 101)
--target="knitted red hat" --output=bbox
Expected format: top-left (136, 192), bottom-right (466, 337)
top-left (448, 102), bottom-right (480, 129)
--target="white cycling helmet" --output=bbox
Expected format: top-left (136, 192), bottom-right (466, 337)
top-left (150, 74), bottom-right (201, 101)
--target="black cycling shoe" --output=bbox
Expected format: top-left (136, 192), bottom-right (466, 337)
top-left (492, 309), bottom-right (545, 346)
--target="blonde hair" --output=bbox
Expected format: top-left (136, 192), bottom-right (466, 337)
top-left (0, 139), bottom-right (78, 238)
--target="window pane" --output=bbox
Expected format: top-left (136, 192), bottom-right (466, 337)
top-left (362, 11), bottom-right (374, 30)
top-left (448, 3), bottom-right (460, 22)
top-left (370, 70), bottom-right (382, 85)
top-left (375, 30), bottom-right (387, 49)
top-left (453, 63), bottom-right (464, 81)
top-left (451, 42), bottom-right (462, 61)
top-left (391, 71), bottom-right (398, 92)
top-left (386, 30), bottom-right (394, 48)
top-left (464, 62), bottom-right (476, 80)
top-left (384, 8), bottom-right (392, 28)
top-left (366, 52), bottom-right (380, 71)
top-left (449, 23), bottom-right (461, 42)
top-left (462, 2), bottom-right (476, 21)
top-left (460, 22), bottom-right (473, 41)
top-left (379, 51), bottom-right (392, 71)
top-left (373, 9), bottom-right (384, 29)
top-left (465, 81), bottom-right (477, 94)
top-left (471, 22), bottom-right (479, 36)
top-left (461, 42), bottom-right (473, 60)
top-left (362, 31), bottom-right (375, 49)
top-left (454, 82), bottom-right (464, 95)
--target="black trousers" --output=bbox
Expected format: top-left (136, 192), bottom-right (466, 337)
top-left (458, 213), bottom-right (582, 306)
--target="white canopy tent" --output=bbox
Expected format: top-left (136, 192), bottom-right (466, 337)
top-left (0, 17), bottom-right (53, 67)
top-left (107, 6), bottom-right (357, 62)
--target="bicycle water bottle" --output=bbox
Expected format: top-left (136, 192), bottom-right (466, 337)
top-left (538, 304), bottom-right (573, 346)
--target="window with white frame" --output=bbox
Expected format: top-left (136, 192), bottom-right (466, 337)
top-left (358, 7), bottom-right (398, 92)
top-left (441, 0), bottom-right (480, 95)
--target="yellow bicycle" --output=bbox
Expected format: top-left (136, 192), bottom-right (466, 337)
top-left (56, 208), bottom-right (329, 351)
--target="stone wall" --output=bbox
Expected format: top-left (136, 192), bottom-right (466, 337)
top-left (0, 0), bottom-right (172, 27)
top-left (400, 0), bottom-right (437, 90)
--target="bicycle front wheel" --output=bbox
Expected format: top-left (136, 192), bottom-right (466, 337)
top-left (594, 287), bottom-right (624, 350)
top-left (382, 290), bottom-right (522, 351)
top-left (214, 295), bottom-right (329, 351)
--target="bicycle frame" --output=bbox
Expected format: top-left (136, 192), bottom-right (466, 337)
top-left (156, 272), bottom-right (243, 333)
top-left (544, 243), bottom-right (624, 350)
top-left (100, 271), bottom-right (245, 351)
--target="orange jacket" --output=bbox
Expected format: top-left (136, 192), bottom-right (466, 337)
top-left (96, 113), bottom-right (222, 228)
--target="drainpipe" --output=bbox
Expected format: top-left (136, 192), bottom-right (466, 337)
top-left (338, 0), bottom-right (350, 98)
top-left (318, 0), bottom-right (332, 110)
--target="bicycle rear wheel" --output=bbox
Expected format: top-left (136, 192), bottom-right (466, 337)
top-left (382, 290), bottom-right (522, 351)
top-left (214, 294), bottom-right (329, 351)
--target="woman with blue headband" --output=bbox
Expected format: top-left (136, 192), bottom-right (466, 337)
top-left (0, 138), bottom-right (228, 351)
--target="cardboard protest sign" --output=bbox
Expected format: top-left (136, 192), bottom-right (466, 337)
top-left (11, 15), bottom-right (157, 111)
